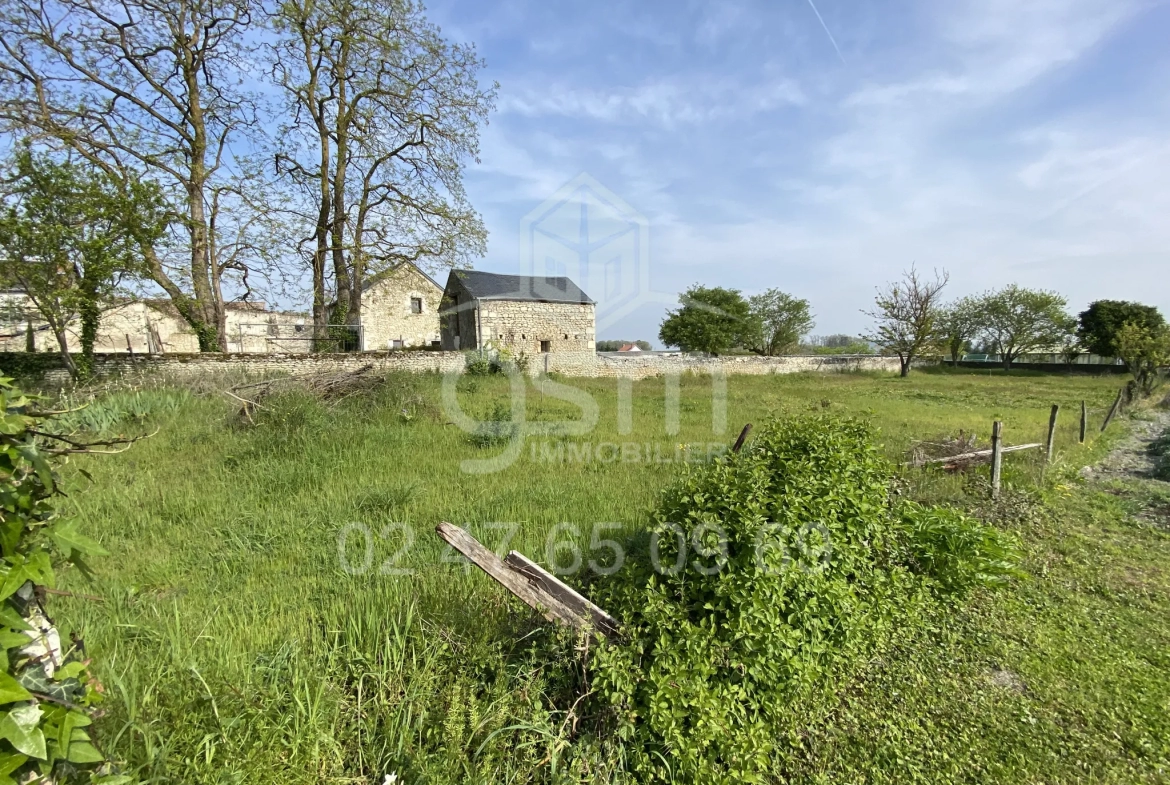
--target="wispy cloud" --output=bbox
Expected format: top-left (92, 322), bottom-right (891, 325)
top-left (426, 0), bottom-right (1170, 341)
top-left (498, 77), bottom-right (805, 125)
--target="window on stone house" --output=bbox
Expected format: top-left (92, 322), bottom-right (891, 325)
top-left (540, 340), bottom-right (551, 353)
top-left (410, 297), bottom-right (423, 314)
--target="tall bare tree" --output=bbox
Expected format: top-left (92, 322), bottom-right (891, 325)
top-left (270, 0), bottom-right (495, 338)
top-left (864, 267), bottom-right (949, 377)
top-left (0, 0), bottom-right (261, 351)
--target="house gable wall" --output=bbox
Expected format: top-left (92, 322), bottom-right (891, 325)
top-left (361, 264), bottom-right (443, 350)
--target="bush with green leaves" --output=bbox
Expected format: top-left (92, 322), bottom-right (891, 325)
top-left (0, 377), bottom-right (124, 783)
top-left (588, 412), bottom-right (1020, 784)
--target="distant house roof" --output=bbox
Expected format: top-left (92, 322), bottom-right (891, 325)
top-left (618, 343), bottom-right (641, 352)
top-left (446, 270), bottom-right (594, 304)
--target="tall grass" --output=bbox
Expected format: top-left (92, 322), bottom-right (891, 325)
top-left (52, 369), bottom-right (1134, 783)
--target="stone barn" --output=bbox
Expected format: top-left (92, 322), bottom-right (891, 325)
top-left (439, 271), bottom-right (595, 355)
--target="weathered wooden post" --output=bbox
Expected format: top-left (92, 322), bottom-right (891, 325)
top-left (1079, 400), bottom-right (1087, 444)
top-left (1046, 404), bottom-right (1060, 464)
top-left (731, 423), bottom-right (753, 453)
top-left (990, 421), bottom-right (1004, 499)
top-left (1101, 388), bottom-right (1123, 433)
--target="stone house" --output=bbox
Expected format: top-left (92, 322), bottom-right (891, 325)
top-left (350, 262), bottom-right (443, 351)
top-left (439, 270), bottom-right (595, 354)
top-left (0, 291), bottom-right (308, 354)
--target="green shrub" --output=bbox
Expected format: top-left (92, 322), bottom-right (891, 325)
top-left (463, 352), bottom-right (492, 376)
top-left (899, 502), bottom-right (1023, 594)
top-left (587, 412), bottom-right (1020, 784)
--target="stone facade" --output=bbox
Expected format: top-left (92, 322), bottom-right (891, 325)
top-left (0, 293), bottom-right (308, 354)
top-left (356, 263), bottom-right (443, 351)
top-left (478, 300), bottom-right (596, 356)
top-left (439, 271), bottom-right (596, 355)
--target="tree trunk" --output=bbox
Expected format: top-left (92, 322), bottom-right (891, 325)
top-left (50, 322), bottom-right (76, 380)
top-left (900, 356), bottom-right (911, 377)
top-left (77, 289), bottom-right (100, 380)
top-left (1002, 354), bottom-right (1013, 371)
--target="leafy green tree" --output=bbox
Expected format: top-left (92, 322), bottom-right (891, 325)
top-left (0, 0), bottom-right (261, 351)
top-left (270, 0), bottom-right (496, 336)
top-left (0, 149), bottom-right (164, 379)
top-left (747, 289), bottom-right (814, 356)
top-left (939, 296), bottom-right (981, 366)
top-left (863, 267), bottom-right (949, 377)
top-left (1114, 321), bottom-right (1170, 395)
top-left (659, 285), bottom-right (759, 355)
top-left (1077, 300), bottom-right (1165, 358)
top-left (976, 285), bottom-right (1075, 370)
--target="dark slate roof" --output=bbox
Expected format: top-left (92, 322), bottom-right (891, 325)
top-left (447, 270), bottom-right (594, 304)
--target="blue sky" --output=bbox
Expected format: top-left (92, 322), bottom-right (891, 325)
top-left (425, 0), bottom-right (1170, 345)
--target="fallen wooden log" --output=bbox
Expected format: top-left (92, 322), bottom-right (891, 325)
top-left (909, 443), bottom-right (1042, 467)
top-left (436, 522), bottom-right (620, 640)
top-left (504, 551), bottom-right (620, 639)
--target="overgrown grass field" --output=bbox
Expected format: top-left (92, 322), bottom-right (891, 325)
top-left (44, 368), bottom-right (1169, 783)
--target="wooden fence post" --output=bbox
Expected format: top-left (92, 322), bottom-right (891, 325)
top-left (990, 421), bottom-right (1004, 499)
top-left (1079, 400), bottom-right (1087, 444)
top-left (731, 423), bottom-right (753, 453)
top-left (1046, 404), bottom-right (1059, 464)
top-left (1101, 388), bottom-right (1123, 433)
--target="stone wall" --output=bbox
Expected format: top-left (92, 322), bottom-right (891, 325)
top-left (359, 264), bottom-right (443, 351)
top-left (564, 352), bottom-right (900, 379)
top-left (2, 349), bottom-right (901, 386)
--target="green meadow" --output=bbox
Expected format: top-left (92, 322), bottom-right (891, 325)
top-left (44, 368), bottom-right (1169, 783)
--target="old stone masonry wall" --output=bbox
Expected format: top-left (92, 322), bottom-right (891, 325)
top-left (480, 301), bottom-right (596, 355)
top-left (6, 350), bottom-right (901, 385)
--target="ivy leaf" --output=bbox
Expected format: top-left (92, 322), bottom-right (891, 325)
top-left (49, 521), bottom-right (108, 558)
top-left (53, 661), bottom-right (87, 681)
top-left (0, 608), bottom-right (30, 632)
top-left (22, 552), bottom-right (53, 588)
top-left (65, 739), bottom-right (103, 764)
top-left (0, 674), bottom-right (32, 706)
top-left (57, 709), bottom-right (90, 760)
top-left (0, 704), bottom-right (46, 759)
top-left (93, 775), bottom-right (133, 785)
top-left (0, 751), bottom-right (27, 782)
top-left (0, 632), bottom-right (28, 651)
top-left (14, 446), bottom-right (52, 494)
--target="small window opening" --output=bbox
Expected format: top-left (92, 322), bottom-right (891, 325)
top-left (540, 340), bottom-right (551, 353)
top-left (410, 297), bottom-right (423, 314)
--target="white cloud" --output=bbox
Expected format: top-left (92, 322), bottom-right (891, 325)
top-left (498, 77), bottom-right (805, 125)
